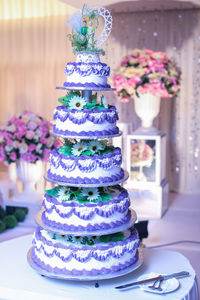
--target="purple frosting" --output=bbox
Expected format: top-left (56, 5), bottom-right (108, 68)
top-left (41, 209), bottom-right (131, 231)
top-left (47, 147), bottom-right (124, 184)
top-left (31, 226), bottom-right (140, 275)
top-left (34, 226), bottom-right (139, 251)
top-left (49, 148), bottom-right (122, 170)
top-left (63, 82), bottom-right (111, 88)
top-left (47, 169), bottom-right (124, 185)
top-left (53, 106), bottom-right (119, 137)
top-left (64, 62), bottom-right (110, 77)
top-left (31, 249), bottom-right (139, 276)
top-left (53, 126), bottom-right (119, 137)
top-left (43, 195), bottom-right (130, 219)
top-left (54, 105), bottom-right (119, 124)
top-left (32, 249), bottom-right (138, 276)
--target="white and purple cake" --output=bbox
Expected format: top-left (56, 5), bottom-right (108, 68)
top-left (32, 226), bottom-right (140, 276)
top-left (64, 52), bottom-right (110, 89)
top-left (53, 105), bottom-right (119, 138)
top-left (42, 185), bottom-right (131, 232)
top-left (29, 6), bottom-right (140, 280)
top-left (47, 140), bottom-right (124, 185)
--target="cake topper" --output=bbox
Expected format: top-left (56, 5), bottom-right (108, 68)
top-left (67, 5), bottom-right (112, 54)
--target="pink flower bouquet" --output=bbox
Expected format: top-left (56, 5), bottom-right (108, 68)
top-left (0, 111), bottom-right (60, 165)
top-left (112, 49), bottom-right (181, 103)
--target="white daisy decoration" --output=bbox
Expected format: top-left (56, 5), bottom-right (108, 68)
top-left (68, 96), bottom-right (87, 110)
top-left (57, 187), bottom-right (71, 201)
top-left (71, 141), bottom-right (88, 156)
top-left (88, 140), bottom-right (103, 154)
top-left (81, 187), bottom-right (100, 201)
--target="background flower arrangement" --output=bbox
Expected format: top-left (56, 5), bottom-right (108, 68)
top-left (112, 48), bottom-right (181, 103)
top-left (0, 111), bottom-right (59, 165)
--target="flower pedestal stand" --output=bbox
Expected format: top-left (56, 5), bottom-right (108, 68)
top-left (134, 93), bottom-right (161, 135)
top-left (125, 132), bottom-right (168, 219)
top-left (16, 160), bottom-right (43, 204)
top-left (4, 160), bottom-right (44, 227)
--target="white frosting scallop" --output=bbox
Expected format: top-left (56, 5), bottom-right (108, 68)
top-left (33, 229), bottom-right (139, 273)
top-left (76, 52), bottom-right (100, 63)
top-left (43, 196), bottom-right (129, 228)
top-left (67, 73), bottom-right (107, 86)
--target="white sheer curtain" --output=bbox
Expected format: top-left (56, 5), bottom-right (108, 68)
top-left (0, 0), bottom-right (75, 122)
top-left (103, 9), bottom-right (200, 194)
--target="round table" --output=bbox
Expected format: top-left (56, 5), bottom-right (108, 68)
top-left (0, 235), bottom-right (198, 300)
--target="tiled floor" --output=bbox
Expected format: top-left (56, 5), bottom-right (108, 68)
top-left (144, 193), bottom-right (200, 289)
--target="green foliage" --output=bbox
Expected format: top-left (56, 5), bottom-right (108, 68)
top-left (14, 209), bottom-right (26, 222)
top-left (20, 207), bottom-right (28, 215)
top-left (3, 215), bottom-right (18, 229)
top-left (0, 206), bottom-right (28, 233)
top-left (58, 145), bottom-right (72, 156)
top-left (0, 220), bottom-right (6, 233)
top-left (68, 33), bottom-right (88, 52)
top-left (45, 188), bottom-right (59, 197)
top-left (6, 206), bottom-right (16, 215)
top-left (0, 206), bottom-right (5, 219)
top-left (100, 232), bottom-right (124, 243)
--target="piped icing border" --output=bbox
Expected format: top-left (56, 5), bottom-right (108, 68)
top-left (53, 126), bottom-right (119, 137)
top-left (41, 209), bottom-right (131, 231)
top-left (64, 62), bottom-right (110, 77)
top-left (31, 250), bottom-right (139, 276)
top-left (49, 148), bottom-right (122, 172)
top-left (32, 227), bottom-right (140, 276)
top-left (63, 82), bottom-right (111, 88)
top-left (53, 105), bottom-right (119, 125)
top-left (34, 226), bottom-right (139, 254)
top-left (47, 169), bottom-right (124, 185)
top-left (42, 188), bottom-right (130, 220)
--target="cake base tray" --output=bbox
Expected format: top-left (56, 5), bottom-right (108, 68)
top-left (44, 170), bottom-right (129, 188)
top-left (53, 131), bottom-right (122, 140)
top-left (56, 86), bottom-right (116, 91)
top-left (27, 247), bottom-right (143, 282)
top-left (35, 208), bottom-right (137, 236)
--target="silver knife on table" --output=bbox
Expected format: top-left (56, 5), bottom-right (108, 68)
top-left (115, 271), bottom-right (190, 289)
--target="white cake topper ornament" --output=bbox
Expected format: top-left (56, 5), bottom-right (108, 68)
top-left (68, 5), bottom-right (112, 54)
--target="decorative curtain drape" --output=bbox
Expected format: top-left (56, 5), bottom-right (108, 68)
top-left (0, 0), bottom-right (199, 194)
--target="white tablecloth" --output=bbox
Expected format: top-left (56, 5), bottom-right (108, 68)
top-left (0, 235), bottom-right (198, 300)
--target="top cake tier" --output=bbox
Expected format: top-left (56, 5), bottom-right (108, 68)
top-left (63, 52), bottom-right (111, 90)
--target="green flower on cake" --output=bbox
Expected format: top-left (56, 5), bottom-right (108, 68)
top-left (71, 141), bottom-right (87, 156)
top-left (57, 187), bottom-right (71, 202)
top-left (81, 187), bottom-right (100, 201)
top-left (88, 140), bottom-right (103, 154)
top-left (68, 96), bottom-right (87, 110)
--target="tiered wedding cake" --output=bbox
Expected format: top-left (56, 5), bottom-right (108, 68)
top-left (28, 5), bottom-right (141, 279)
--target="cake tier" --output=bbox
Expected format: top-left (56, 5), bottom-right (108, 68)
top-left (42, 186), bottom-right (131, 232)
top-left (32, 226), bottom-right (140, 276)
top-left (64, 52), bottom-right (110, 89)
top-left (47, 148), bottom-right (124, 185)
top-left (53, 105), bottom-right (119, 138)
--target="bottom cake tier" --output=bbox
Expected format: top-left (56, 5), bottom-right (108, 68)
top-left (31, 226), bottom-right (140, 277)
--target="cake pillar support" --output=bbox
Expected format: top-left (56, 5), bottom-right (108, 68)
top-left (82, 90), bottom-right (92, 102)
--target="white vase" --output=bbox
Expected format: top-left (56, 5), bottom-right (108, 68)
top-left (8, 163), bottom-right (18, 197)
top-left (134, 92), bottom-right (161, 134)
top-left (16, 159), bottom-right (43, 203)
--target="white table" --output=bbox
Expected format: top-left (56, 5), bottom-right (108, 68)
top-left (0, 235), bottom-right (198, 300)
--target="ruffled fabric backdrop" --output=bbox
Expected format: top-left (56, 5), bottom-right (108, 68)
top-left (0, 0), bottom-right (199, 193)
